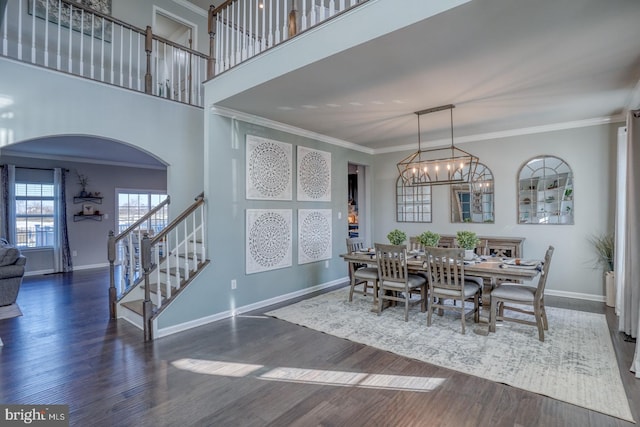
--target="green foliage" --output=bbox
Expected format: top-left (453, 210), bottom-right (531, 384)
top-left (589, 233), bottom-right (614, 271)
top-left (387, 229), bottom-right (407, 246)
top-left (418, 231), bottom-right (440, 248)
top-left (456, 230), bottom-right (480, 250)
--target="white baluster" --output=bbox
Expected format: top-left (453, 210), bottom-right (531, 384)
top-left (109, 22), bottom-right (114, 83)
top-left (90, 15), bottom-right (95, 78)
top-left (340, 0), bottom-right (345, 12)
top-left (79, 10), bottom-right (84, 75)
top-left (269, 0), bottom-right (274, 47)
top-left (56, 0), bottom-right (62, 69)
top-left (44, 0), bottom-right (49, 67)
top-left (2, 0), bottom-right (8, 56)
top-left (100, 19), bottom-right (105, 80)
top-left (282, 0), bottom-right (288, 41)
top-left (301, 0), bottom-right (307, 31)
top-left (136, 32), bottom-right (141, 90)
top-left (119, 25), bottom-right (123, 85)
top-left (18, 0), bottom-right (24, 60)
top-left (200, 204), bottom-right (206, 261)
top-left (31, 0), bottom-right (36, 63)
top-left (329, 0), bottom-right (335, 17)
top-left (128, 28), bottom-right (133, 88)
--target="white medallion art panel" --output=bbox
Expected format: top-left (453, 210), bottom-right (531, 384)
top-left (246, 135), bottom-right (292, 200)
top-left (298, 209), bottom-right (332, 264)
top-left (297, 146), bottom-right (331, 201)
top-left (246, 209), bottom-right (292, 274)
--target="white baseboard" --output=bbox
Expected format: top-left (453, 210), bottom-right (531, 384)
top-left (154, 276), bottom-right (348, 339)
top-left (545, 289), bottom-right (605, 303)
top-left (24, 269), bottom-right (54, 276)
top-left (73, 262), bottom-right (110, 270)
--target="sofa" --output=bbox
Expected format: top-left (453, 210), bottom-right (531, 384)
top-left (0, 239), bottom-right (26, 307)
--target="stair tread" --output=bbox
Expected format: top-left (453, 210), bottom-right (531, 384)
top-left (121, 299), bottom-right (157, 316)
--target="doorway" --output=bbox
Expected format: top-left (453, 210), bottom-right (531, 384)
top-left (347, 163), bottom-right (368, 243)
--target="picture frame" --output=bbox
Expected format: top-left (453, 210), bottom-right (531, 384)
top-left (82, 204), bottom-right (94, 215)
top-left (28, 0), bottom-right (113, 42)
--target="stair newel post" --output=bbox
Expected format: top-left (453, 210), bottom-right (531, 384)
top-left (207, 5), bottom-right (216, 79)
top-left (144, 25), bottom-right (153, 94)
top-left (107, 230), bottom-right (117, 319)
top-left (141, 232), bottom-right (153, 341)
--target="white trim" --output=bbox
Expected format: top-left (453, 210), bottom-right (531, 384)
top-left (1, 150), bottom-right (167, 170)
top-left (72, 262), bottom-right (110, 271)
top-left (153, 5), bottom-right (199, 51)
top-left (171, 0), bottom-right (208, 17)
top-left (24, 269), bottom-right (54, 276)
top-left (374, 116), bottom-right (626, 154)
top-left (211, 105), bottom-right (624, 156)
top-left (211, 106), bottom-right (375, 154)
top-left (545, 289), bottom-right (605, 303)
top-left (154, 277), bottom-right (348, 338)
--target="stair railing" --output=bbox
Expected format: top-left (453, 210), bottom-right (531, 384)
top-left (107, 195), bottom-right (170, 318)
top-left (140, 192), bottom-right (206, 341)
top-left (1, 0), bottom-right (211, 106)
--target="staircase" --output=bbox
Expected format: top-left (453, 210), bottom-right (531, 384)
top-left (108, 193), bottom-right (208, 340)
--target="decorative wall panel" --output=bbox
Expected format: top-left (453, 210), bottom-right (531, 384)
top-left (298, 209), bottom-right (332, 264)
top-left (246, 209), bottom-right (292, 274)
top-left (297, 146), bottom-right (331, 201)
top-left (246, 135), bottom-right (292, 200)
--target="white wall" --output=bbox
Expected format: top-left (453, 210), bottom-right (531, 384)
top-left (0, 59), bottom-right (203, 213)
top-left (373, 124), bottom-right (619, 300)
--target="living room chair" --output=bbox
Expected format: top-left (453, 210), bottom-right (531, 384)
top-left (0, 240), bottom-right (27, 307)
top-left (345, 238), bottom-right (378, 302)
top-left (489, 246), bottom-right (554, 341)
top-left (375, 243), bottom-right (426, 322)
top-left (423, 246), bottom-right (480, 334)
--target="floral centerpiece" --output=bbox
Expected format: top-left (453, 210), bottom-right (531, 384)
top-left (387, 229), bottom-right (407, 246)
top-left (456, 230), bottom-right (480, 260)
top-left (418, 231), bottom-right (440, 248)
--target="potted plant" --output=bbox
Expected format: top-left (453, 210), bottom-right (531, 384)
top-left (387, 229), bottom-right (407, 246)
top-left (418, 231), bottom-right (440, 248)
top-left (589, 233), bottom-right (615, 306)
top-left (77, 171), bottom-right (89, 197)
top-left (456, 230), bottom-right (480, 260)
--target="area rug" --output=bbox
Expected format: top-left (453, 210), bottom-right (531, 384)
top-left (0, 303), bottom-right (22, 320)
top-left (266, 287), bottom-right (634, 422)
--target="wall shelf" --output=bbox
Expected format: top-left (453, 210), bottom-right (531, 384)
top-left (74, 214), bottom-right (104, 222)
top-left (74, 196), bottom-right (103, 204)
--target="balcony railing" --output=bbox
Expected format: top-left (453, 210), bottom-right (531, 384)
top-left (209, 0), bottom-right (368, 75)
top-left (1, 0), bottom-right (209, 107)
top-left (2, 0), bottom-right (370, 104)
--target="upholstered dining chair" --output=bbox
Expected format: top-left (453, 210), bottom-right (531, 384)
top-left (423, 246), bottom-right (481, 334)
top-left (346, 238), bottom-right (379, 302)
top-left (489, 246), bottom-right (554, 341)
top-left (375, 243), bottom-right (427, 322)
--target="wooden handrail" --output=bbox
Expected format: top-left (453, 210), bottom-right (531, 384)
top-left (112, 196), bottom-right (171, 245)
top-left (150, 194), bottom-right (204, 246)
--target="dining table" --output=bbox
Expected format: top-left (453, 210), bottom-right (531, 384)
top-left (340, 250), bottom-right (541, 334)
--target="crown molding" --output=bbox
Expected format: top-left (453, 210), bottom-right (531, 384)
top-left (209, 106), bottom-right (376, 154)
top-left (1, 150), bottom-right (167, 170)
top-left (373, 115), bottom-right (625, 154)
top-left (171, 0), bottom-right (208, 17)
top-left (626, 77), bottom-right (640, 111)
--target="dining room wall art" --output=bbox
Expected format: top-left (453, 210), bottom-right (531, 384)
top-left (246, 209), bottom-right (292, 274)
top-left (297, 146), bottom-right (331, 201)
top-left (298, 209), bottom-right (332, 264)
top-left (246, 135), bottom-right (292, 200)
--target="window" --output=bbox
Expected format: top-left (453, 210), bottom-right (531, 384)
top-left (117, 191), bottom-right (168, 233)
top-left (15, 182), bottom-right (55, 248)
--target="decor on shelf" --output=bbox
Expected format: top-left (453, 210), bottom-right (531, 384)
top-left (386, 229), bottom-right (407, 246)
top-left (417, 230), bottom-right (440, 248)
top-left (397, 104), bottom-right (479, 186)
top-left (456, 230), bottom-right (479, 260)
top-left (76, 171), bottom-right (89, 197)
top-left (82, 204), bottom-right (94, 216)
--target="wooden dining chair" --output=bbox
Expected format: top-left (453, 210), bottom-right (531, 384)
top-left (489, 246), bottom-right (554, 341)
top-left (375, 243), bottom-right (427, 322)
top-left (345, 238), bottom-right (378, 302)
top-left (423, 246), bottom-right (481, 334)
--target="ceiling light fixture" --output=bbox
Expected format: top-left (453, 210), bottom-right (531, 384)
top-left (397, 104), bottom-right (479, 186)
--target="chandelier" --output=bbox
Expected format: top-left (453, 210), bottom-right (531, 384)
top-left (397, 104), bottom-right (479, 186)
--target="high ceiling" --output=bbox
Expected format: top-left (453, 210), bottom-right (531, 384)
top-left (5, 0), bottom-right (640, 165)
top-left (215, 0), bottom-right (640, 151)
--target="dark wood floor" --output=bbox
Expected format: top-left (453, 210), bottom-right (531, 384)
top-left (0, 268), bottom-right (638, 427)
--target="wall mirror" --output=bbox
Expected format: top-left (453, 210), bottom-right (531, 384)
top-left (450, 163), bottom-right (494, 223)
top-left (518, 155), bottom-right (573, 225)
top-left (396, 176), bottom-right (432, 222)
